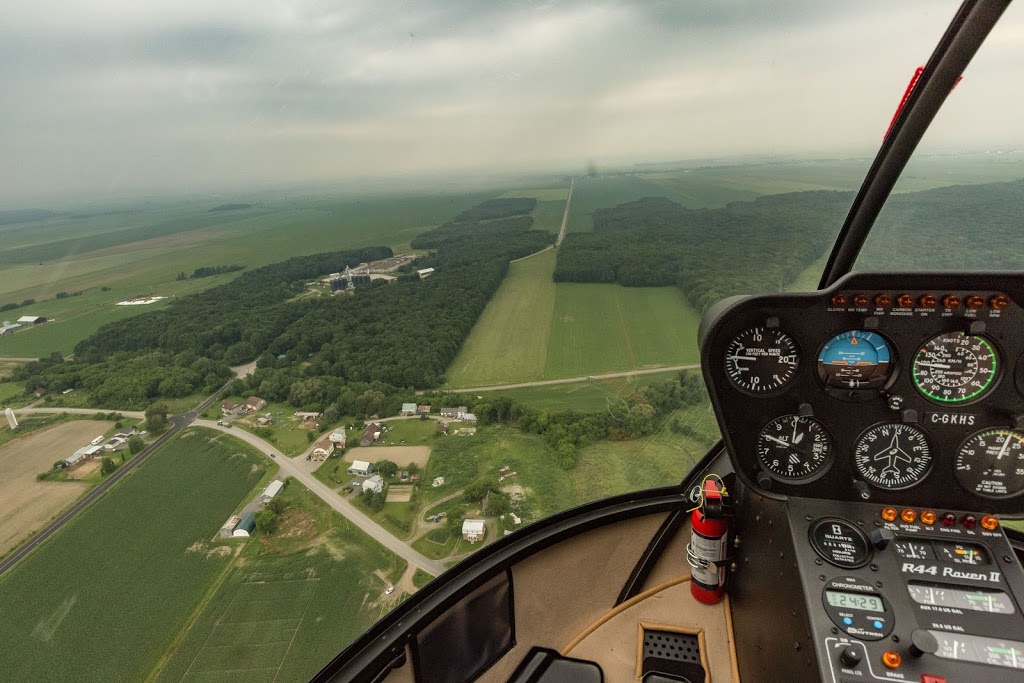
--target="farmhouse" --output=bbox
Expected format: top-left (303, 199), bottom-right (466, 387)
top-left (439, 406), bottom-right (468, 418)
top-left (401, 403), bottom-right (417, 416)
top-left (311, 438), bottom-right (334, 461)
top-left (348, 460), bottom-right (374, 476)
top-left (219, 515), bottom-right (241, 538)
top-left (361, 422), bottom-right (382, 446)
top-left (232, 512), bottom-right (257, 537)
top-left (260, 479), bottom-right (284, 503)
top-left (328, 428), bottom-right (347, 446)
top-left (461, 412), bottom-right (478, 424)
top-left (17, 315), bottom-right (47, 325)
top-left (103, 436), bottom-right (127, 451)
top-left (114, 426), bottom-right (139, 439)
top-left (417, 405), bottom-right (431, 415)
top-left (417, 268), bottom-right (435, 279)
top-left (245, 396), bottom-right (267, 412)
top-left (221, 400), bottom-right (243, 416)
top-left (363, 475), bottom-right (385, 494)
top-left (462, 519), bottom-right (485, 543)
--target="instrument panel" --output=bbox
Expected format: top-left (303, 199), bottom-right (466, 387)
top-left (699, 273), bottom-right (1024, 514)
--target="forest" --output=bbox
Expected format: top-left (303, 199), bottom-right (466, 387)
top-left (555, 178), bottom-right (1024, 311)
top-left (18, 199), bottom-right (553, 408)
top-left (554, 192), bottom-right (851, 311)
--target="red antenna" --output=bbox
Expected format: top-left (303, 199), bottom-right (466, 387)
top-left (884, 66), bottom-right (963, 140)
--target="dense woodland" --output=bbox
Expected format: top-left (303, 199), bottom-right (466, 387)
top-left (18, 199), bottom-right (553, 408)
top-left (555, 193), bottom-right (851, 311)
top-left (555, 178), bottom-right (1024, 311)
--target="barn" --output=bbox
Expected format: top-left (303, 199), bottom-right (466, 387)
top-left (233, 512), bottom-right (257, 537)
top-left (260, 479), bottom-right (284, 503)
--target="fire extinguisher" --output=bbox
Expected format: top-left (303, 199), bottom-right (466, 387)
top-left (687, 477), bottom-right (730, 605)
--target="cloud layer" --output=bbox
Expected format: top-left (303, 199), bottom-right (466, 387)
top-left (2, 0), bottom-right (1022, 203)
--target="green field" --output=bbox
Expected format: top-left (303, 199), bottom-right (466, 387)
top-left (0, 427), bottom-right (269, 682)
top-left (377, 418), bottom-right (438, 446)
top-left (446, 249), bottom-right (556, 386)
top-left (447, 251), bottom-right (701, 387)
top-left (545, 284), bottom-right (701, 378)
top-left (154, 481), bottom-right (404, 683)
top-left (531, 200), bottom-right (568, 232)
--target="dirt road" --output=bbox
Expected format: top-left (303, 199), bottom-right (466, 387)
top-left (444, 363), bottom-right (700, 394)
top-left (556, 176), bottom-right (574, 247)
top-left (195, 420), bottom-right (446, 576)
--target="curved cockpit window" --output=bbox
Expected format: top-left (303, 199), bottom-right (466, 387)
top-left (7, 1), bottom-right (1021, 681)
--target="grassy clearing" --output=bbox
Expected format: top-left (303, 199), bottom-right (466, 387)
top-left (446, 249), bottom-right (556, 387)
top-left (787, 250), bottom-right (830, 292)
top-left (0, 427), bottom-right (268, 683)
top-left (412, 528), bottom-right (460, 560)
top-left (376, 418), bottom-right (438, 446)
top-left (473, 369), bottom-right (694, 413)
top-left (544, 284), bottom-right (701, 379)
top-left (154, 480), bottom-right (403, 683)
top-left (0, 380), bottom-right (26, 407)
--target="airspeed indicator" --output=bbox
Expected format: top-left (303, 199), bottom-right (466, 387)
top-left (724, 327), bottom-right (799, 395)
top-left (913, 332), bottom-right (998, 404)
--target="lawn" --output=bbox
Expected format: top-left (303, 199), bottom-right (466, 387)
top-left (445, 249), bottom-right (556, 387)
top-left (153, 480), bottom-right (404, 683)
top-left (0, 427), bottom-right (269, 683)
top-left (412, 527), bottom-right (460, 560)
top-left (376, 418), bottom-right (438, 446)
top-left (0, 380), bottom-right (26, 408)
top-left (543, 284), bottom-right (701, 379)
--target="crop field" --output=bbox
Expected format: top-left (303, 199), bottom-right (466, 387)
top-left (500, 188), bottom-right (569, 201)
top-left (447, 255), bottom-right (700, 386)
top-left (0, 427), bottom-right (268, 683)
top-left (531, 200), bottom-right (569, 232)
top-left (0, 192), bottom-right (490, 357)
top-left (0, 419), bottom-right (113, 556)
top-left (154, 481), bottom-right (404, 683)
top-left (446, 249), bottom-right (556, 386)
top-left (544, 284), bottom-right (701, 378)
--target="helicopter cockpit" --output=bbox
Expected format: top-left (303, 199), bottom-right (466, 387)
top-left (315, 1), bottom-right (1024, 681)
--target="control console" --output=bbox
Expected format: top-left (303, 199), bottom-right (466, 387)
top-left (788, 498), bottom-right (1024, 682)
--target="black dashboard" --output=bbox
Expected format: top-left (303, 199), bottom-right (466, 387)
top-left (699, 272), bottom-right (1024, 517)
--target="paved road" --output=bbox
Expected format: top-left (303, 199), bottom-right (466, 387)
top-left (15, 407), bottom-right (146, 419)
top-left (195, 420), bottom-right (446, 576)
top-left (0, 386), bottom-right (230, 577)
top-left (556, 177), bottom-right (575, 247)
top-left (443, 364), bottom-right (701, 394)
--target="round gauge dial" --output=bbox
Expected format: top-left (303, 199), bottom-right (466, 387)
top-left (955, 429), bottom-right (1024, 498)
top-left (724, 327), bottom-right (799, 395)
top-left (817, 330), bottom-right (893, 390)
top-left (854, 423), bottom-right (932, 490)
top-left (757, 415), bottom-right (832, 481)
top-left (912, 333), bottom-right (998, 404)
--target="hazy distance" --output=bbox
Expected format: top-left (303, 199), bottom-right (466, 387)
top-left (2, 0), bottom-right (1023, 204)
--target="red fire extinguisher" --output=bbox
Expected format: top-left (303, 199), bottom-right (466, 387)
top-left (687, 477), bottom-right (730, 605)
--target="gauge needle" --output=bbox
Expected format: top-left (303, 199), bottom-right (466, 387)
top-left (764, 435), bottom-right (791, 448)
top-left (916, 361), bottom-right (951, 369)
top-left (727, 355), bottom-right (757, 361)
top-left (997, 435), bottom-right (1012, 460)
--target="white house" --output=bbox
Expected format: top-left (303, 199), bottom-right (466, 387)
top-left (461, 412), bottom-right (478, 424)
top-left (311, 438), bottom-right (334, 461)
top-left (260, 479), bottom-right (284, 503)
top-left (348, 460), bottom-right (374, 476)
top-left (363, 475), bottom-right (385, 494)
top-left (462, 519), bottom-right (485, 543)
top-left (328, 428), bottom-right (347, 446)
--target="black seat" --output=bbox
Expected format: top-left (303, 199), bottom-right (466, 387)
top-left (507, 647), bottom-right (603, 683)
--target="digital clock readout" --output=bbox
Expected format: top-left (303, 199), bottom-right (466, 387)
top-left (825, 590), bottom-right (884, 613)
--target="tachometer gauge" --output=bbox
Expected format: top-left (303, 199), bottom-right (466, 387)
top-left (955, 429), bottom-right (1024, 498)
top-left (817, 330), bottom-right (893, 390)
top-left (913, 332), bottom-right (998, 404)
top-left (724, 327), bottom-right (799, 395)
top-left (853, 423), bottom-right (932, 490)
top-left (756, 415), bottom-right (832, 481)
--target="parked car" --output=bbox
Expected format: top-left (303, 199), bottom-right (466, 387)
top-left (217, 421), bottom-right (231, 428)
top-left (385, 586), bottom-right (395, 595)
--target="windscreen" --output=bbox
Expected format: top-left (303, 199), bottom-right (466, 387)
top-left (856, 2), bottom-right (1024, 272)
top-left (0, 1), bottom-right (1000, 681)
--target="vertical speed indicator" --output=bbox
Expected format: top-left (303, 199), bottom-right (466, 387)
top-left (724, 327), bottom-right (799, 395)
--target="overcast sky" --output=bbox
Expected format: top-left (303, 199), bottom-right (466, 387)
top-left (2, 0), bottom-right (1022, 204)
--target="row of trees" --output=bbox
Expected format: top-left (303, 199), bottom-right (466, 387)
top-left (175, 265), bottom-right (245, 280)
